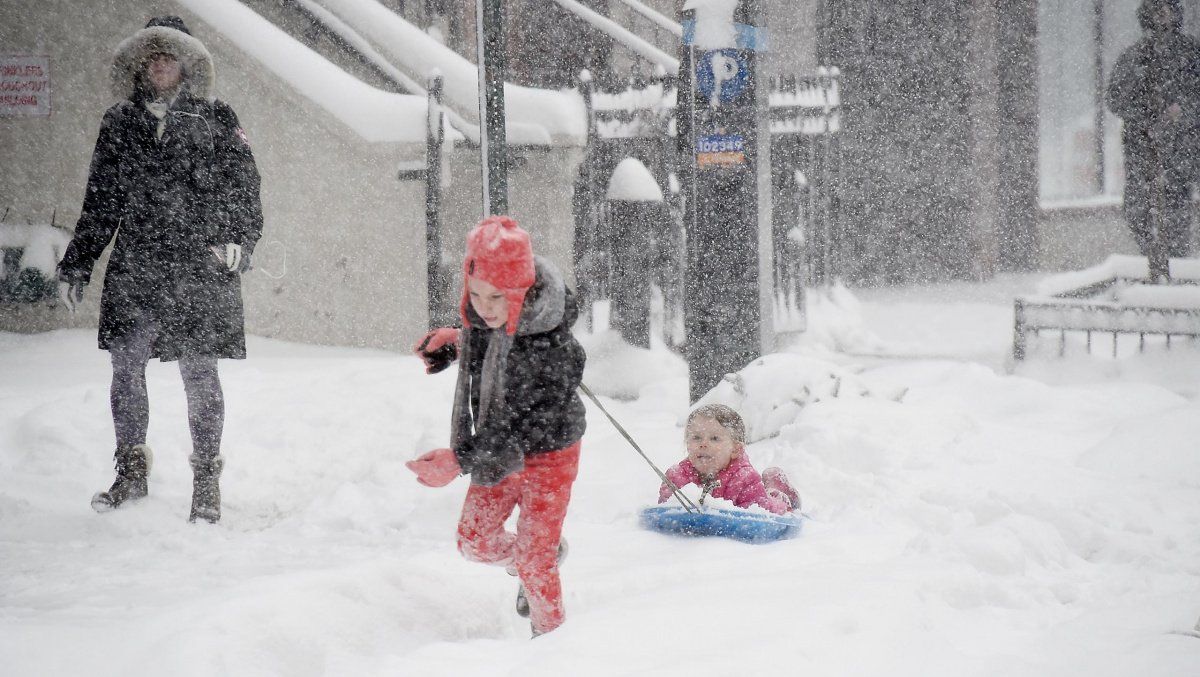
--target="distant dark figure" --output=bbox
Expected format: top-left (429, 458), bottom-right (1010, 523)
top-left (57, 16), bottom-right (263, 523)
top-left (1106, 0), bottom-right (1200, 272)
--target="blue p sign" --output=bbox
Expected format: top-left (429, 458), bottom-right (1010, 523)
top-left (696, 49), bottom-right (749, 107)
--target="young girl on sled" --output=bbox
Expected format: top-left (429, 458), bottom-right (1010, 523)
top-left (659, 404), bottom-right (799, 514)
top-left (407, 216), bottom-right (586, 637)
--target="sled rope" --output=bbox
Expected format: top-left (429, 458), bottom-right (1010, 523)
top-left (578, 383), bottom-right (699, 512)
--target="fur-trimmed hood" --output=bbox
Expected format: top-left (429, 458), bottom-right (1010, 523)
top-left (111, 25), bottom-right (214, 101)
top-left (1138, 0), bottom-right (1184, 32)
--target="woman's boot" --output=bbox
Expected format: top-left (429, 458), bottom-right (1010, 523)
top-left (188, 454), bottom-right (224, 523)
top-left (91, 444), bottom-right (152, 512)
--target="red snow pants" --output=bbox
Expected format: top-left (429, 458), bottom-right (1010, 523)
top-left (456, 441), bottom-right (581, 634)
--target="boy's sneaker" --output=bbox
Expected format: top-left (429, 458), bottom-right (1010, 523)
top-left (762, 467), bottom-right (800, 512)
top-left (515, 539), bottom-right (568, 618)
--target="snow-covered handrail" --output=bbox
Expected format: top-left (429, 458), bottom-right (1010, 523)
top-left (314, 0), bottom-right (584, 146)
top-left (613, 0), bottom-right (682, 37)
top-left (547, 0), bottom-right (680, 72)
top-left (292, 0), bottom-right (477, 143)
top-left (293, 0), bottom-right (424, 94)
top-left (177, 0), bottom-right (430, 143)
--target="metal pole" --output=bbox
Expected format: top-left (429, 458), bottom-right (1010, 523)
top-left (1093, 0), bottom-right (1106, 194)
top-left (426, 73), bottom-right (447, 328)
top-left (580, 69), bottom-right (598, 330)
top-left (475, 0), bottom-right (508, 216)
top-left (679, 0), bottom-right (768, 402)
top-left (820, 67), bottom-right (833, 284)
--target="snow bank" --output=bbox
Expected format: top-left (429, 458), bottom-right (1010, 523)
top-left (578, 328), bottom-right (686, 400)
top-left (692, 352), bottom-right (902, 443)
top-left (177, 0), bottom-right (428, 143)
top-left (1076, 403), bottom-right (1200, 486)
top-left (785, 283), bottom-right (890, 355)
top-left (4, 279), bottom-right (1200, 677)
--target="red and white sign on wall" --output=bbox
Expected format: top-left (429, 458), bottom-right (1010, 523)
top-left (1, 55), bottom-right (52, 117)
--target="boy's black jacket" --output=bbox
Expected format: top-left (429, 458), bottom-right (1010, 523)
top-left (454, 284), bottom-right (587, 484)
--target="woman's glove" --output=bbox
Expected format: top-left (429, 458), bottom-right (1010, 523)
top-left (57, 281), bottom-right (85, 312)
top-left (405, 448), bottom-right (461, 487)
top-left (414, 327), bottom-right (461, 374)
top-left (210, 243), bottom-right (252, 273)
top-left (56, 270), bottom-right (87, 313)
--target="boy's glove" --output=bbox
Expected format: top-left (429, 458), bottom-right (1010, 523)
top-left (414, 327), bottom-right (460, 374)
top-left (406, 448), bottom-right (461, 487)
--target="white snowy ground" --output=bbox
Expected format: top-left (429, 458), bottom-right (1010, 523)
top-left (3, 276), bottom-right (1200, 676)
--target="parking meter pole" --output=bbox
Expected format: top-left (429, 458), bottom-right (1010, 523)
top-left (678, 1), bottom-right (770, 403)
top-left (475, 0), bottom-right (508, 216)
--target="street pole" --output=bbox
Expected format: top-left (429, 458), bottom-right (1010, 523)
top-left (475, 0), bottom-right (509, 216)
top-left (678, 0), bottom-right (771, 403)
top-left (1093, 0), bottom-right (1105, 195)
top-left (425, 73), bottom-right (450, 328)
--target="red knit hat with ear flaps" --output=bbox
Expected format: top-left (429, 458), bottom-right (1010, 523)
top-left (460, 216), bottom-right (536, 335)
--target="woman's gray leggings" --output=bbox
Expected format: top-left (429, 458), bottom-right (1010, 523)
top-left (109, 323), bottom-right (224, 459)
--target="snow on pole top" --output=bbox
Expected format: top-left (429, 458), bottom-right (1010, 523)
top-left (683, 0), bottom-right (738, 49)
top-left (606, 158), bottom-right (664, 202)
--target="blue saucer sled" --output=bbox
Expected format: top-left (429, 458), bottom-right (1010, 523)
top-left (640, 506), bottom-right (803, 544)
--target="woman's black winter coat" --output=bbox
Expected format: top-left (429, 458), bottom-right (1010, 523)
top-left (59, 91), bottom-right (263, 360)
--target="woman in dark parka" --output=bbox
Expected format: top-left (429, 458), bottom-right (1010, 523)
top-left (57, 16), bottom-right (263, 523)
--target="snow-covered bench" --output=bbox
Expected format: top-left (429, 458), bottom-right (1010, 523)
top-left (1013, 255), bottom-right (1200, 360)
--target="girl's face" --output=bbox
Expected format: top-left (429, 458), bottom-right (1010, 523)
top-left (685, 415), bottom-right (741, 478)
top-left (145, 53), bottom-right (182, 93)
top-left (467, 276), bottom-right (508, 329)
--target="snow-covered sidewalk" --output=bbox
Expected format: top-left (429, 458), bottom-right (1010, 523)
top-left (2, 294), bottom-right (1199, 675)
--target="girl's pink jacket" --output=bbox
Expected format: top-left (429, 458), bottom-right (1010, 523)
top-left (657, 453), bottom-right (790, 515)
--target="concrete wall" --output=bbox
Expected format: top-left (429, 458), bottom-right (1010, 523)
top-left (1037, 204), bottom-right (1138, 271)
top-left (439, 146), bottom-right (583, 284)
top-left (763, 0), bottom-right (821, 76)
top-left (0, 0), bottom-right (583, 351)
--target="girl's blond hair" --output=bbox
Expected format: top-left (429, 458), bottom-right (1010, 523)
top-left (686, 404), bottom-right (746, 443)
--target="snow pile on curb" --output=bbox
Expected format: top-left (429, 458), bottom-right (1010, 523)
top-left (692, 352), bottom-right (903, 443)
top-left (578, 329), bottom-right (686, 400)
top-left (789, 283), bottom-right (889, 355)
